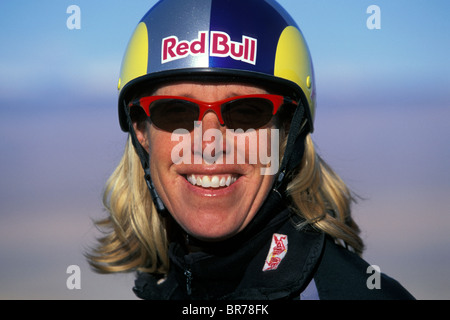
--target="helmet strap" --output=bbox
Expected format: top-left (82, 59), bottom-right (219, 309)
top-left (273, 100), bottom-right (308, 195)
top-left (123, 100), bottom-right (168, 216)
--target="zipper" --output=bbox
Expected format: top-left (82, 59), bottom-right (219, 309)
top-left (184, 268), bottom-right (193, 296)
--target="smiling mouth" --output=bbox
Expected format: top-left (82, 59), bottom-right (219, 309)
top-left (185, 174), bottom-right (239, 189)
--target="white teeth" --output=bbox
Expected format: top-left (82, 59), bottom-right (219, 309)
top-left (186, 174), bottom-right (238, 188)
top-left (202, 176), bottom-right (211, 188)
top-left (211, 176), bottom-right (220, 188)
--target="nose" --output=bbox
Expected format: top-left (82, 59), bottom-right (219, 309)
top-left (201, 110), bottom-right (223, 131)
top-left (192, 111), bottom-right (230, 163)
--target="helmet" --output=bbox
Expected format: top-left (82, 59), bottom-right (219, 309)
top-left (117, 0), bottom-right (316, 133)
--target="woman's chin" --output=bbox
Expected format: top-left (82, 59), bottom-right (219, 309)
top-left (176, 209), bottom-right (247, 242)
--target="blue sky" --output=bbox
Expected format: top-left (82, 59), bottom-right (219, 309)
top-left (1, 0), bottom-right (449, 108)
top-left (0, 0), bottom-right (449, 299)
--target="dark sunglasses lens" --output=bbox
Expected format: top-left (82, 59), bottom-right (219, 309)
top-left (149, 99), bottom-right (199, 132)
top-left (222, 98), bottom-right (274, 130)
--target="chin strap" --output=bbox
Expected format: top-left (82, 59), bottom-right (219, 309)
top-left (273, 99), bottom-right (309, 196)
top-left (123, 100), bottom-right (168, 216)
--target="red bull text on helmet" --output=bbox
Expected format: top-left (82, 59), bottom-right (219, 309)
top-left (162, 31), bottom-right (257, 65)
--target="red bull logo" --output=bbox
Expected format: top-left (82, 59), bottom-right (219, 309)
top-left (162, 31), bottom-right (257, 65)
top-left (263, 233), bottom-right (288, 271)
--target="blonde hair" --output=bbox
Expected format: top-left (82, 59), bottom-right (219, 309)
top-left (87, 133), bottom-right (364, 274)
top-left (86, 137), bottom-right (168, 274)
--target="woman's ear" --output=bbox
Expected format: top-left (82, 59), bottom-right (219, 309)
top-left (133, 121), bottom-right (150, 152)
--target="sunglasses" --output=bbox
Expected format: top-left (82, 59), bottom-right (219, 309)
top-left (128, 94), bottom-right (297, 132)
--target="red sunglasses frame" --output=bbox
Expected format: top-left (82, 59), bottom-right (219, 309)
top-left (128, 94), bottom-right (297, 128)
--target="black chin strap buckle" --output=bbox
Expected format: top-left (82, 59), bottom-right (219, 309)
top-left (144, 169), bottom-right (167, 216)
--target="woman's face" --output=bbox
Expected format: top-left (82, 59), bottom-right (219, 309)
top-left (137, 82), bottom-right (277, 241)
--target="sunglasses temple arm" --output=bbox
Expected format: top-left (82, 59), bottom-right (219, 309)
top-left (123, 101), bottom-right (168, 216)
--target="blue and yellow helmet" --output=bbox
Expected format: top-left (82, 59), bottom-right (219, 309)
top-left (118, 0), bottom-right (316, 133)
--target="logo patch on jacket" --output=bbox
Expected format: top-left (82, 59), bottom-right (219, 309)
top-left (263, 233), bottom-right (288, 271)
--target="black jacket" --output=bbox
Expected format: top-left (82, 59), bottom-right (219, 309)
top-left (133, 191), bottom-right (414, 300)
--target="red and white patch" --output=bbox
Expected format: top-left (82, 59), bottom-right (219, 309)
top-left (263, 233), bottom-right (288, 271)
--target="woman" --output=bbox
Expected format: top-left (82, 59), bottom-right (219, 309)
top-left (87, 0), bottom-right (414, 300)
